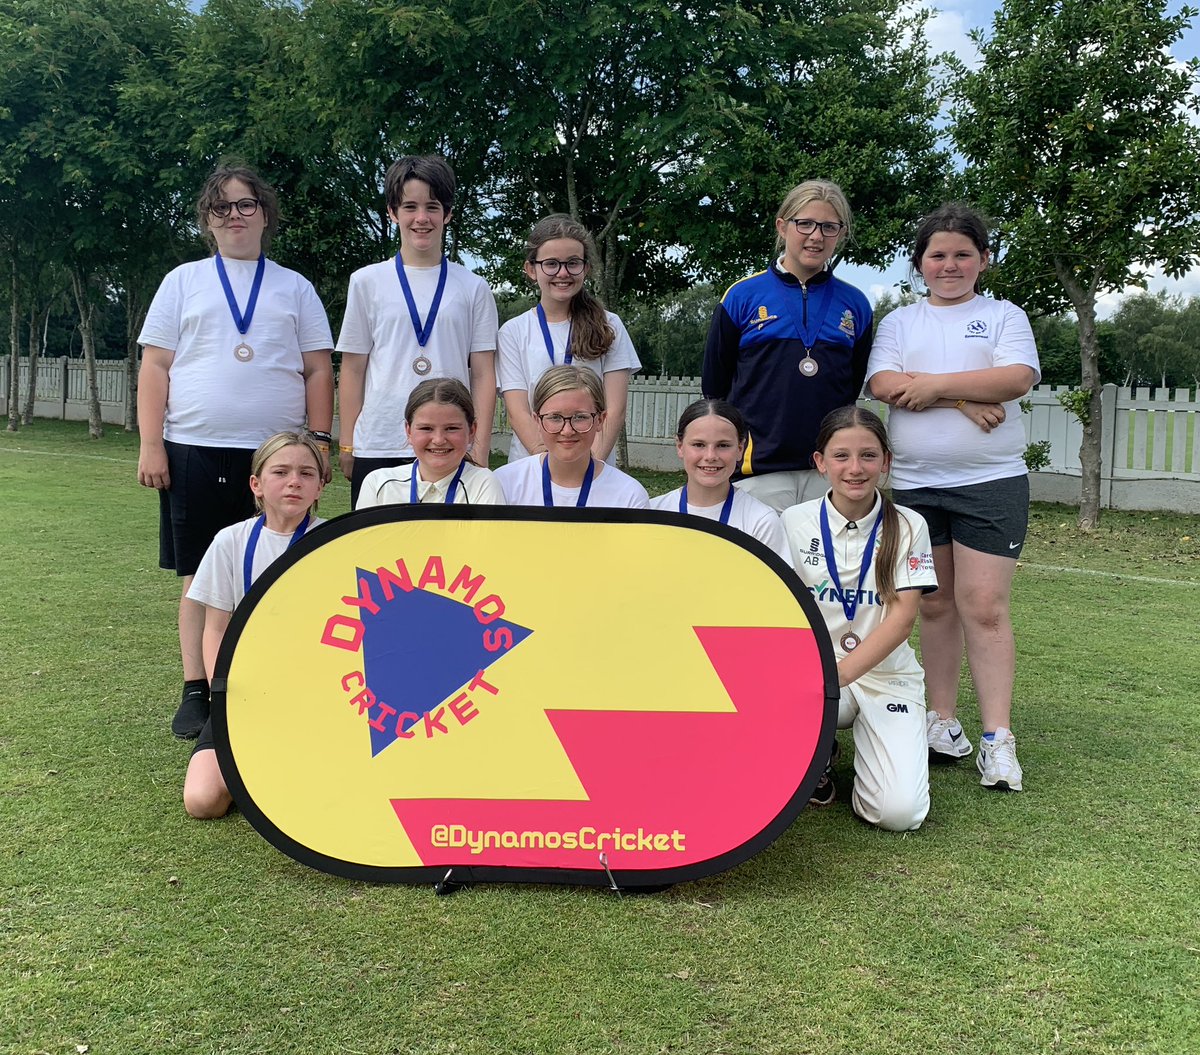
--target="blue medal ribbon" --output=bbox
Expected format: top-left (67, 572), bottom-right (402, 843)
top-left (679, 485), bottom-right (735, 526)
top-left (394, 254), bottom-right (449, 348)
top-left (535, 304), bottom-right (573, 365)
top-left (819, 499), bottom-right (882, 629)
top-left (243, 513), bottom-right (310, 595)
top-left (777, 271), bottom-right (837, 355)
top-left (410, 459), bottom-right (467, 504)
top-left (215, 252), bottom-right (266, 336)
top-left (542, 456), bottom-right (595, 507)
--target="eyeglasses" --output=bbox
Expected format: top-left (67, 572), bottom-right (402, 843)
top-left (210, 198), bottom-right (261, 219)
top-left (788, 218), bottom-right (845, 237)
top-left (533, 257), bottom-right (587, 276)
top-left (538, 411), bottom-right (597, 434)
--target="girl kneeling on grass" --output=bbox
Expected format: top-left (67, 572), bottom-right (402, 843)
top-left (781, 407), bottom-right (937, 831)
top-left (355, 378), bottom-right (505, 508)
top-left (183, 432), bottom-right (326, 819)
top-left (493, 365), bottom-right (649, 508)
top-left (649, 398), bottom-right (791, 564)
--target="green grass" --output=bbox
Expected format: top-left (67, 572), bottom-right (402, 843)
top-left (2, 420), bottom-right (1199, 1055)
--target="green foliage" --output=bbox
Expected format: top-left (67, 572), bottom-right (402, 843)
top-left (1057, 388), bottom-right (1092, 426)
top-left (1108, 290), bottom-right (1200, 388)
top-left (949, 0), bottom-right (1200, 316)
top-left (1023, 438), bottom-right (1052, 472)
top-left (621, 285), bottom-right (718, 377)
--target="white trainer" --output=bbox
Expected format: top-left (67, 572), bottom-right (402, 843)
top-left (926, 710), bottom-right (972, 762)
top-left (976, 727), bottom-right (1023, 791)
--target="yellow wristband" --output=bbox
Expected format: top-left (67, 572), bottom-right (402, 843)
top-left (314, 443), bottom-right (330, 452)
top-left (955, 399), bottom-right (967, 409)
top-left (339, 445), bottom-right (354, 455)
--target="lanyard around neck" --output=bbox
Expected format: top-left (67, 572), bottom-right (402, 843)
top-left (410, 459), bottom-right (467, 504)
top-left (542, 456), bottom-right (595, 507)
top-left (679, 485), bottom-right (735, 525)
top-left (243, 513), bottom-right (310, 595)
top-left (215, 252), bottom-right (266, 335)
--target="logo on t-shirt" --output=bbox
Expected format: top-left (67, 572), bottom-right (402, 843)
top-left (839, 310), bottom-right (856, 337)
top-left (909, 552), bottom-right (934, 572)
top-left (966, 319), bottom-right (989, 339)
top-left (753, 305), bottom-right (780, 331)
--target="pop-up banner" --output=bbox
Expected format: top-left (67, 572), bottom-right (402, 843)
top-left (212, 507), bottom-right (838, 888)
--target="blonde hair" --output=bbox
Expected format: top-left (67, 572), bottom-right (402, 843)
top-left (250, 431), bottom-right (324, 513)
top-left (774, 180), bottom-right (852, 258)
top-left (532, 365), bottom-right (606, 414)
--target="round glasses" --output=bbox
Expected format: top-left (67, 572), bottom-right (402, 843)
top-left (538, 411), bottom-right (597, 434)
top-left (211, 198), bottom-right (262, 219)
top-left (788, 218), bottom-right (845, 237)
top-left (533, 257), bottom-right (587, 276)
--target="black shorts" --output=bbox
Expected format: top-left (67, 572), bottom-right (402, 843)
top-left (350, 456), bottom-right (414, 509)
top-left (892, 474), bottom-right (1030, 558)
top-left (159, 441), bottom-right (257, 577)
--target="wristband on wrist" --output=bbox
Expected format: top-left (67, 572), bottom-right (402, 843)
top-left (955, 399), bottom-right (967, 409)
top-left (314, 443), bottom-right (330, 453)
top-left (339, 445), bottom-right (354, 455)
top-left (308, 429), bottom-right (332, 443)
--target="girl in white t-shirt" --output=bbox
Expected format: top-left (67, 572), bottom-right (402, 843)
top-left (493, 366), bottom-right (649, 508)
top-left (498, 215), bottom-right (640, 464)
top-left (356, 378), bottom-right (505, 508)
top-left (183, 432), bottom-right (327, 819)
top-left (782, 407), bottom-right (937, 830)
top-left (649, 399), bottom-right (790, 564)
top-left (866, 204), bottom-right (1040, 793)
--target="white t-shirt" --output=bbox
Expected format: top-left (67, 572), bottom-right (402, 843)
top-left (493, 455), bottom-right (649, 509)
top-left (187, 514), bottom-right (326, 612)
top-left (138, 257), bottom-right (334, 447)
top-left (337, 258), bottom-right (499, 458)
top-left (497, 307), bottom-right (641, 461)
top-left (782, 493), bottom-right (936, 684)
top-left (356, 461), bottom-right (505, 508)
top-left (649, 486), bottom-right (792, 565)
top-left (866, 295), bottom-right (1041, 488)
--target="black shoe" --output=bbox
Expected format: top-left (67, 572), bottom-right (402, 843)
top-left (172, 687), bottom-right (210, 740)
top-left (809, 737), bottom-right (839, 807)
top-left (809, 770), bottom-right (836, 807)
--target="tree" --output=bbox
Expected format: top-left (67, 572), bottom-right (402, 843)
top-left (947, 0), bottom-right (1200, 528)
top-left (329, 0), bottom-right (945, 305)
top-left (0, 0), bottom-right (194, 437)
top-left (1109, 290), bottom-right (1200, 387)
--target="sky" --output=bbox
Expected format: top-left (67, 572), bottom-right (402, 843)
top-left (838, 1), bottom-right (1200, 317)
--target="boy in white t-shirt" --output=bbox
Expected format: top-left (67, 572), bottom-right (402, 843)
top-left (136, 165), bottom-right (334, 741)
top-left (337, 155), bottom-right (499, 506)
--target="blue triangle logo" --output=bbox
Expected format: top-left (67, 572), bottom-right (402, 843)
top-left (356, 568), bottom-right (533, 756)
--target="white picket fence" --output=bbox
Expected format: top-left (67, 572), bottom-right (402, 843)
top-left (3, 359), bottom-right (1198, 512)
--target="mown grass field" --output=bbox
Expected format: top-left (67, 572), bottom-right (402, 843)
top-left (2, 421), bottom-right (1198, 1055)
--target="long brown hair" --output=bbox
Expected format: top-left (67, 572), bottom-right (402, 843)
top-left (813, 406), bottom-right (908, 605)
top-left (525, 214), bottom-right (614, 362)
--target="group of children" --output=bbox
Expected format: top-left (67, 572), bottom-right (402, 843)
top-left (139, 156), bottom-right (1038, 835)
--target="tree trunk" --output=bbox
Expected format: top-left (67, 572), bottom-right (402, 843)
top-left (123, 284), bottom-right (148, 432)
top-left (21, 303), bottom-right (46, 425)
top-left (70, 266), bottom-right (103, 439)
top-left (7, 260), bottom-right (20, 433)
top-left (1055, 259), bottom-right (1101, 530)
